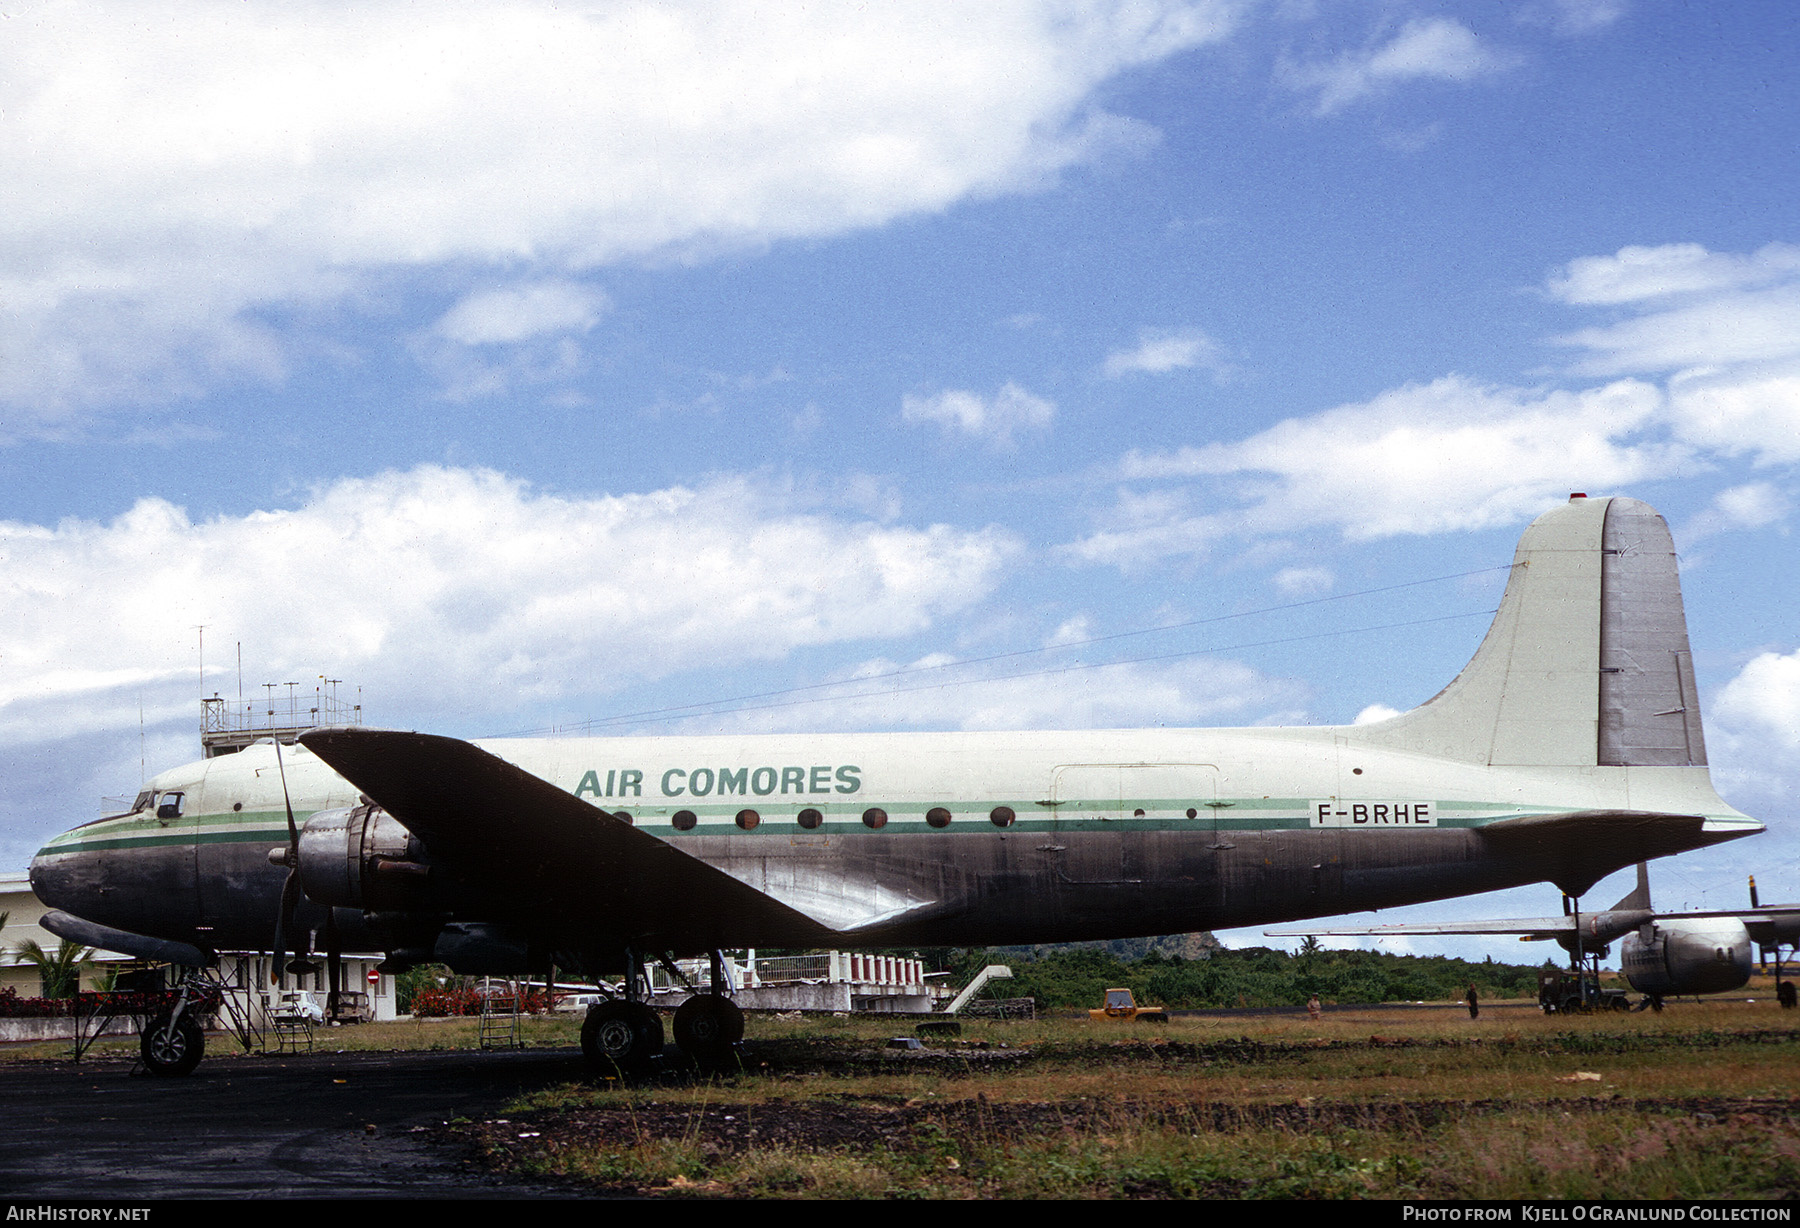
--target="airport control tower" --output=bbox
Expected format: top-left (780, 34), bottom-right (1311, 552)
top-left (200, 678), bottom-right (362, 758)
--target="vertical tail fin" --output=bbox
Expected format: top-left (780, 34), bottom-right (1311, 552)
top-left (1610, 863), bottom-right (1653, 912)
top-left (1354, 494), bottom-right (1707, 768)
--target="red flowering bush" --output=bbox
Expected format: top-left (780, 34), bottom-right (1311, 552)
top-left (410, 985), bottom-right (482, 1016)
top-left (409, 984), bottom-right (553, 1016)
top-left (0, 986), bottom-right (72, 1017)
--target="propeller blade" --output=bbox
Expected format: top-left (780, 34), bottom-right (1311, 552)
top-left (270, 738), bottom-right (303, 987)
top-left (271, 867), bottom-right (301, 986)
top-left (324, 909), bottom-right (342, 1020)
top-left (273, 738), bottom-right (299, 850)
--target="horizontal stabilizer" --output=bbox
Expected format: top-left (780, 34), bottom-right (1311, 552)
top-left (300, 727), bottom-right (838, 950)
top-left (1475, 810), bottom-right (1709, 898)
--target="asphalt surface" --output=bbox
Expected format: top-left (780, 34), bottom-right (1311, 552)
top-left (0, 1045), bottom-right (597, 1200)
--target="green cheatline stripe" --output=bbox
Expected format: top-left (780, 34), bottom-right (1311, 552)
top-left (39, 802), bottom-right (1558, 855)
top-left (39, 826), bottom-right (293, 854)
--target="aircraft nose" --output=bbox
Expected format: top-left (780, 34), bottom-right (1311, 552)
top-left (29, 835), bottom-right (91, 916)
top-left (27, 822), bottom-right (164, 934)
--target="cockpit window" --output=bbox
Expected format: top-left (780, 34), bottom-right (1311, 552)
top-left (131, 790), bottom-right (154, 814)
top-left (155, 791), bottom-right (185, 820)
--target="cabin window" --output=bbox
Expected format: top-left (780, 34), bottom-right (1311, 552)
top-left (926, 807), bottom-right (952, 828)
top-left (989, 806), bottom-right (1015, 828)
top-left (671, 810), bottom-right (697, 831)
top-left (862, 807), bottom-right (887, 829)
top-left (796, 808), bottom-right (822, 829)
top-left (735, 809), bottom-right (760, 831)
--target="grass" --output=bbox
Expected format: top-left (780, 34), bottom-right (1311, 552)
top-left (475, 1001), bottom-right (1800, 1198)
top-left (479, 1099), bottom-right (1800, 1199)
top-left (10, 996), bottom-right (1796, 1197)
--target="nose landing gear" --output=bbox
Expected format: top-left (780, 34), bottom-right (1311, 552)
top-left (140, 1007), bottom-right (205, 1077)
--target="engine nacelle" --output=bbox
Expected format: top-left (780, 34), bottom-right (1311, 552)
top-left (296, 802), bottom-right (434, 912)
top-left (1621, 917), bottom-right (1753, 997)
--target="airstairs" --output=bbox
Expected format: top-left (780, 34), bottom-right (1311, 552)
top-left (477, 978), bottom-right (525, 1050)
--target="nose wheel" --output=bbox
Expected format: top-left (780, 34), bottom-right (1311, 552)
top-left (140, 1008), bottom-right (205, 1077)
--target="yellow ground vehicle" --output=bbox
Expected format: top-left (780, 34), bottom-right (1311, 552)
top-left (1089, 987), bottom-right (1169, 1023)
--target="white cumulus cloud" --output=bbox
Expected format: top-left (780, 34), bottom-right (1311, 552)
top-left (902, 382), bottom-right (1056, 447)
top-left (0, 0), bottom-right (1238, 419)
top-left (0, 465), bottom-right (1020, 746)
top-left (1072, 375), bottom-right (1680, 563)
top-left (1683, 483), bottom-right (1792, 544)
top-left (1544, 243), bottom-right (1800, 466)
top-left (1073, 240), bottom-right (1800, 569)
top-left (1547, 242), bottom-right (1800, 306)
top-left (1716, 651), bottom-right (1800, 754)
top-left (1712, 650), bottom-right (1800, 803)
top-left (1282, 18), bottom-right (1514, 117)
top-left (435, 282), bottom-right (611, 347)
top-left (1102, 326), bottom-right (1228, 377)
top-left (1273, 566), bottom-right (1334, 596)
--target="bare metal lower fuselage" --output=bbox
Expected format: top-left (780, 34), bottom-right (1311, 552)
top-left (30, 810), bottom-right (1735, 968)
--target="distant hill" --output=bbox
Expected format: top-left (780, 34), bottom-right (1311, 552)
top-left (986, 932), bottom-right (1224, 963)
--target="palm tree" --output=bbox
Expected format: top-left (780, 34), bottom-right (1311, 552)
top-left (16, 938), bottom-right (93, 999)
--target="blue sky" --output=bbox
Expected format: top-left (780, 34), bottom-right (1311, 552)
top-left (3, 1), bottom-right (1798, 959)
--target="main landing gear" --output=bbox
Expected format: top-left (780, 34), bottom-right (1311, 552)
top-left (579, 947), bottom-right (745, 1075)
top-left (673, 993), bottom-right (744, 1066)
top-left (580, 1000), bottom-right (664, 1075)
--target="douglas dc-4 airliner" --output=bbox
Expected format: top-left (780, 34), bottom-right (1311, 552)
top-left (30, 495), bottom-right (1762, 1073)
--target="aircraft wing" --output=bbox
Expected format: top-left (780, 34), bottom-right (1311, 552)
top-left (1269, 905), bottom-right (1800, 945)
top-left (1625, 906), bottom-right (1800, 947)
top-left (299, 727), bottom-right (841, 951)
